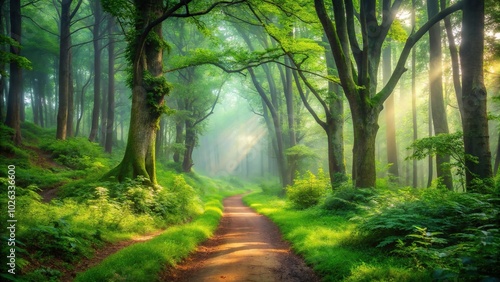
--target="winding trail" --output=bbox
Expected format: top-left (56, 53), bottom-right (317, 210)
top-left (162, 194), bottom-right (318, 282)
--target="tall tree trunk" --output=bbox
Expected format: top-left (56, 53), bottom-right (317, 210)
top-left (100, 81), bottom-right (108, 146)
top-left (494, 131), bottom-right (500, 175)
top-left (411, 0), bottom-right (418, 187)
top-left (283, 56), bottom-right (296, 183)
top-left (173, 119), bottom-right (183, 163)
top-left (56, 0), bottom-right (82, 140)
top-left (293, 39), bottom-right (346, 188)
top-left (249, 68), bottom-right (288, 188)
top-left (56, 0), bottom-right (72, 140)
top-left (182, 119), bottom-right (195, 172)
top-left (427, 97), bottom-right (434, 187)
top-left (5, 0), bottom-right (22, 144)
top-left (105, 16), bottom-right (115, 153)
top-left (89, 0), bottom-right (102, 142)
top-left (460, 0), bottom-right (493, 191)
top-left (155, 117), bottom-right (164, 159)
top-left (0, 0), bottom-right (6, 122)
top-left (428, 0), bottom-right (453, 189)
top-left (105, 0), bottom-right (167, 184)
top-left (350, 105), bottom-right (380, 188)
top-left (66, 51), bottom-right (74, 137)
top-left (383, 43), bottom-right (399, 178)
top-left (440, 0), bottom-right (463, 120)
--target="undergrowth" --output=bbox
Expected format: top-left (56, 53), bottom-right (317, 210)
top-left (0, 122), bottom-right (246, 281)
top-left (273, 174), bottom-right (500, 281)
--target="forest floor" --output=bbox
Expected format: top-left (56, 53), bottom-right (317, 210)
top-left (160, 194), bottom-right (319, 282)
top-left (59, 230), bottom-right (165, 281)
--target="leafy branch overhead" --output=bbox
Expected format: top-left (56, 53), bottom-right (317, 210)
top-left (0, 35), bottom-right (32, 76)
top-left (166, 46), bottom-right (286, 74)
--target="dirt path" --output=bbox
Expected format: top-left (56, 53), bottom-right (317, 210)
top-left (162, 194), bottom-right (319, 282)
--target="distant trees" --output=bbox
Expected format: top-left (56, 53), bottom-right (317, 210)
top-left (0, 0), bottom-right (496, 192)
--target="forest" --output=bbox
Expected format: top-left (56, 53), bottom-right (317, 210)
top-left (0, 0), bottom-right (499, 281)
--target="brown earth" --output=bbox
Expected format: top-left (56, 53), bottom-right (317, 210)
top-left (161, 194), bottom-right (319, 282)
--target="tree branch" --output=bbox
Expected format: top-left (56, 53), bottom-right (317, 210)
top-left (374, 0), bottom-right (463, 107)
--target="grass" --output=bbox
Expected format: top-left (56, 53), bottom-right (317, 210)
top-left (74, 191), bottom-right (243, 282)
top-left (243, 192), bottom-right (432, 282)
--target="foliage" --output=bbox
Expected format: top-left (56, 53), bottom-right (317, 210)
top-left (244, 193), bottom-right (428, 281)
top-left (25, 218), bottom-right (93, 261)
top-left (355, 188), bottom-right (500, 280)
top-left (41, 137), bottom-right (107, 170)
top-left (259, 182), bottom-right (283, 195)
top-left (323, 186), bottom-right (376, 214)
top-left (0, 34), bottom-right (33, 76)
top-left (407, 132), bottom-right (475, 190)
top-left (103, 175), bottom-right (202, 223)
top-left (286, 169), bottom-right (329, 209)
top-left (75, 195), bottom-right (230, 282)
top-left (19, 267), bottom-right (61, 282)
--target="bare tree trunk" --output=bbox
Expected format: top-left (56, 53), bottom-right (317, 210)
top-left (56, 0), bottom-right (78, 140)
top-left (249, 68), bottom-right (288, 188)
top-left (89, 0), bottom-right (102, 142)
top-left (66, 51), bottom-right (74, 137)
top-left (383, 43), bottom-right (399, 178)
top-left (105, 16), bottom-right (115, 153)
top-left (5, 0), bottom-right (22, 144)
top-left (182, 119), bottom-right (196, 172)
top-left (428, 0), bottom-right (453, 189)
top-left (56, 0), bottom-right (70, 139)
top-left (440, 0), bottom-right (463, 120)
top-left (411, 0), bottom-right (418, 187)
top-left (283, 56), bottom-right (297, 183)
top-left (0, 0), bottom-right (6, 122)
top-left (460, 0), bottom-right (493, 191)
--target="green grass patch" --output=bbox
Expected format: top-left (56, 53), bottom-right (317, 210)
top-left (74, 192), bottom-right (238, 282)
top-left (243, 192), bottom-right (431, 282)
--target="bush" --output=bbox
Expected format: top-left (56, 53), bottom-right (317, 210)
top-left (259, 182), bottom-right (282, 195)
top-left (286, 169), bottom-right (328, 209)
top-left (109, 175), bottom-right (202, 223)
top-left (41, 137), bottom-right (106, 170)
top-left (24, 218), bottom-right (93, 261)
top-left (356, 188), bottom-right (500, 280)
top-left (323, 186), bottom-right (376, 213)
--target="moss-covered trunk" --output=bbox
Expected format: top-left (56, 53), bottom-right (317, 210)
top-left (350, 105), bottom-right (380, 188)
top-left (105, 0), bottom-right (167, 184)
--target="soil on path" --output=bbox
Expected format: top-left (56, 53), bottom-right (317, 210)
top-left (161, 194), bottom-right (319, 282)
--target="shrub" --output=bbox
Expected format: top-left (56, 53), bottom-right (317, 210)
top-left (323, 186), bottom-right (376, 213)
top-left (109, 175), bottom-right (202, 223)
top-left (41, 137), bottom-right (106, 170)
top-left (24, 218), bottom-right (92, 261)
top-left (259, 182), bottom-right (282, 195)
top-left (286, 169), bottom-right (328, 209)
top-left (356, 188), bottom-right (500, 280)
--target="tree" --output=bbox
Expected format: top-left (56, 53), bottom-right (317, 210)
top-left (103, 0), bottom-right (243, 184)
top-left (89, 0), bottom-right (102, 142)
top-left (56, 0), bottom-right (82, 140)
top-left (427, 0), bottom-right (453, 189)
top-left (383, 42), bottom-right (399, 178)
top-left (5, 0), bottom-right (23, 144)
top-left (0, 0), bottom-right (6, 122)
top-left (460, 0), bottom-right (493, 190)
top-left (313, 0), bottom-right (463, 187)
top-left (105, 16), bottom-right (115, 153)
